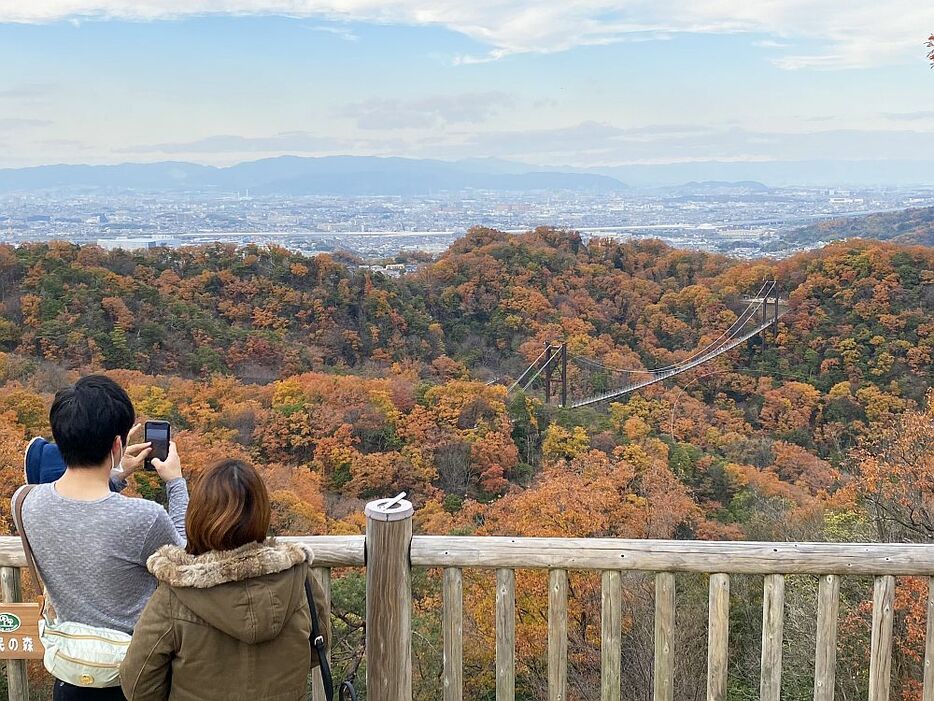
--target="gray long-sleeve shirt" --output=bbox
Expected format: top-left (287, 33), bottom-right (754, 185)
top-left (15, 478), bottom-right (188, 634)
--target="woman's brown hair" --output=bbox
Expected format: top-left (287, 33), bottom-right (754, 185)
top-left (185, 459), bottom-right (270, 556)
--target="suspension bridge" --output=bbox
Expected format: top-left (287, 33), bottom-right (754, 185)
top-left (507, 280), bottom-right (788, 409)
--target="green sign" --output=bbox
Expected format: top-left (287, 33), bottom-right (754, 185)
top-left (0, 614), bottom-right (21, 633)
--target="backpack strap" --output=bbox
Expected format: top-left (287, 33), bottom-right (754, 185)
top-left (305, 577), bottom-right (333, 701)
top-left (12, 485), bottom-right (54, 622)
top-left (12, 485), bottom-right (43, 590)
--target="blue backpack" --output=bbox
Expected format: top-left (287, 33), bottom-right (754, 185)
top-left (23, 437), bottom-right (68, 484)
top-left (24, 437), bottom-right (123, 491)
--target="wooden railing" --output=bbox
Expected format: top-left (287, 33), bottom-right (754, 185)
top-left (3, 498), bottom-right (934, 701)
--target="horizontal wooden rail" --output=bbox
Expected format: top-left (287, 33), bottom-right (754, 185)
top-left (0, 536), bottom-right (366, 569)
top-left (6, 535), bottom-right (934, 574)
top-left (281, 536), bottom-right (366, 567)
top-left (410, 536), bottom-right (934, 574)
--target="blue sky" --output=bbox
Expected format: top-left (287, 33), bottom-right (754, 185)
top-left (1, 1), bottom-right (934, 168)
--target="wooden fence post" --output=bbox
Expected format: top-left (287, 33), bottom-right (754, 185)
top-left (0, 567), bottom-right (28, 701)
top-left (365, 495), bottom-right (414, 701)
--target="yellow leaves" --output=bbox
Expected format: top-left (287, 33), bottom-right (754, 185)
top-left (269, 488), bottom-right (328, 535)
top-left (828, 381), bottom-right (852, 400)
top-left (0, 386), bottom-right (47, 434)
top-left (368, 388), bottom-right (401, 427)
top-left (129, 385), bottom-right (174, 420)
top-left (541, 424), bottom-right (590, 462)
top-left (870, 352), bottom-right (895, 377)
top-left (423, 380), bottom-right (508, 431)
top-left (855, 385), bottom-right (908, 425)
top-left (271, 378), bottom-right (305, 413)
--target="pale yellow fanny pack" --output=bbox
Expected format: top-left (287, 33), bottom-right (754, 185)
top-left (39, 618), bottom-right (131, 688)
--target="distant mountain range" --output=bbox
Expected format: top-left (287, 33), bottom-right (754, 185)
top-left (0, 156), bottom-right (628, 196)
top-left (0, 156), bottom-right (931, 195)
top-left (588, 160), bottom-right (934, 188)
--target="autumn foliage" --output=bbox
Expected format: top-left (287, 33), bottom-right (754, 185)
top-left (0, 230), bottom-right (931, 699)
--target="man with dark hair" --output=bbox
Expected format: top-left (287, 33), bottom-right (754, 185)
top-left (25, 375), bottom-right (151, 490)
top-left (13, 375), bottom-right (189, 701)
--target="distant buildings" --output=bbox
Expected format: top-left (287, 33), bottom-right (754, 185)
top-left (357, 262), bottom-right (413, 278)
top-left (97, 237), bottom-right (181, 251)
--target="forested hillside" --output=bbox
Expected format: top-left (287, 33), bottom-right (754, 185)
top-left (788, 205), bottom-right (934, 246)
top-left (0, 231), bottom-right (931, 700)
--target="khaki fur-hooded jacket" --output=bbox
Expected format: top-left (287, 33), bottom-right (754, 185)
top-left (120, 539), bottom-right (327, 701)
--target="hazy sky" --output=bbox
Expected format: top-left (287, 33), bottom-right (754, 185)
top-left (1, 1), bottom-right (934, 168)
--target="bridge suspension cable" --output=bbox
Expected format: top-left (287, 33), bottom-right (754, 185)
top-left (568, 281), bottom-right (775, 376)
top-left (503, 281), bottom-right (787, 409)
top-left (571, 289), bottom-right (786, 408)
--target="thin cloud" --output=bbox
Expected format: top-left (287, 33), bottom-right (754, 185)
top-left (0, 118), bottom-right (53, 129)
top-left (307, 23), bottom-right (358, 41)
top-left (433, 122), bottom-right (934, 164)
top-left (0, 82), bottom-right (57, 99)
top-left (121, 132), bottom-right (339, 154)
top-left (882, 110), bottom-right (934, 121)
top-left (2, 2), bottom-right (933, 69)
top-left (338, 92), bottom-right (514, 130)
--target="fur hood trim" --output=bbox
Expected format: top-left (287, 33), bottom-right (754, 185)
top-left (148, 539), bottom-right (312, 589)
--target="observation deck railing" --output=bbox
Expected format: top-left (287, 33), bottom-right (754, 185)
top-left (1, 497), bottom-right (932, 701)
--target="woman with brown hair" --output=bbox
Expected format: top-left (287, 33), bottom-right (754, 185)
top-left (120, 459), bottom-right (325, 701)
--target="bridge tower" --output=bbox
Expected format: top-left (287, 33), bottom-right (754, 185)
top-left (542, 342), bottom-right (568, 408)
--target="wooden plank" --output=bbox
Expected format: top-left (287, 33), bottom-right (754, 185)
top-left (706, 574), bottom-right (730, 701)
top-left (924, 577), bottom-right (934, 701)
top-left (654, 572), bottom-right (675, 701)
top-left (0, 567), bottom-right (28, 701)
top-left (442, 568), bottom-right (463, 701)
top-left (760, 574), bottom-right (785, 701)
top-left (281, 535), bottom-right (365, 566)
top-left (5, 534), bottom-right (934, 574)
top-left (496, 569), bottom-right (516, 701)
top-left (869, 575), bottom-right (895, 701)
top-left (309, 567), bottom-right (331, 701)
top-left (813, 574), bottom-right (840, 701)
top-left (549, 569), bottom-right (568, 701)
top-left (409, 536), bottom-right (934, 575)
top-left (601, 571), bottom-right (622, 701)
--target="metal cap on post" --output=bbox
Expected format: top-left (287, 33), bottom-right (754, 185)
top-left (364, 493), bottom-right (414, 522)
top-left (365, 493), bottom-right (414, 701)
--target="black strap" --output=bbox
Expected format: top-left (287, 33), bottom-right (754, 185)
top-left (304, 578), bottom-right (333, 701)
top-left (339, 680), bottom-right (358, 701)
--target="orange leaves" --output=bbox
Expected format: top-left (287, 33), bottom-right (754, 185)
top-left (851, 390), bottom-right (934, 541)
top-left (476, 449), bottom-right (698, 540)
top-left (101, 296), bottom-right (134, 332)
top-left (759, 381), bottom-right (821, 433)
top-left (0, 411), bottom-right (27, 534)
top-left (768, 441), bottom-right (838, 494)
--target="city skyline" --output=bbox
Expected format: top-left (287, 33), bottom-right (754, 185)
top-left (1, 1), bottom-right (934, 169)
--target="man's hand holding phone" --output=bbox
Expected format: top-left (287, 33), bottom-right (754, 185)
top-left (119, 423), bottom-right (152, 478)
top-left (152, 441), bottom-right (182, 482)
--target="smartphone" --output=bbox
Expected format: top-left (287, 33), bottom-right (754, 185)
top-left (144, 421), bottom-right (170, 471)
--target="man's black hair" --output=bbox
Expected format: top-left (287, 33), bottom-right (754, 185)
top-left (50, 375), bottom-right (135, 468)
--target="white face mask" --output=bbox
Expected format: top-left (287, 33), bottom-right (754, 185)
top-left (111, 440), bottom-right (125, 473)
